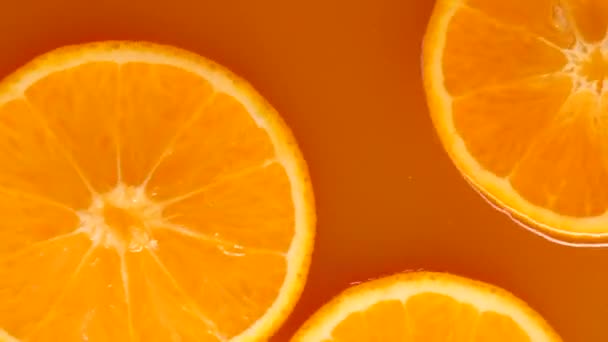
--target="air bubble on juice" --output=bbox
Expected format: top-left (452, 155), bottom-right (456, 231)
top-left (218, 244), bottom-right (246, 257)
top-left (90, 257), bottom-right (100, 266)
top-left (127, 242), bottom-right (143, 253)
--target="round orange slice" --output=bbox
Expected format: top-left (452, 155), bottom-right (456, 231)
top-left (291, 272), bottom-right (561, 341)
top-left (0, 41), bottom-right (315, 341)
top-left (424, 0), bottom-right (608, 240)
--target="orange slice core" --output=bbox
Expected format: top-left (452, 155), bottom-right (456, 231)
top-left (80, 185), bottom-right (162, 252)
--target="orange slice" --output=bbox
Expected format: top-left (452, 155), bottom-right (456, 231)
top-left (424, 0), bottom-right (608, 240)
top-left (0, 41), bottom-right (315, 341)
top-left (291, 272), bottom-right (561, 342)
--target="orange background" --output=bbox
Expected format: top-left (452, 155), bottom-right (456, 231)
top-left (1, 0), bottom-right (604, 340)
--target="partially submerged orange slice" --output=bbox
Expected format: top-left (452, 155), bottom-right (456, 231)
top-left (292, 272), bottom-right (561, 341)
top-left (0, 41), bottom-right (315, 341)
top-left (424, 0), bottom-right (608, 240)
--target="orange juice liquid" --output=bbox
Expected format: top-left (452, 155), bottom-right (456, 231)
top-left (1, 0), bottom-right (603, 341)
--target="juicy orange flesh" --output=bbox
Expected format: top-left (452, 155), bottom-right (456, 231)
top-left (579, 48), bottom-right (608, 92)
top-left (442, 1), bottom-right (608, 217)
top-left (463, 0), bottom-right (575, 48)
top-left (327, 293), bottom-right (529, 342)
top-left (566, 0), bottom-right (608, 43)
top-left (442, 7), bottom-right (568, 97)
top-left (0, 61), bottom-right (295, 340)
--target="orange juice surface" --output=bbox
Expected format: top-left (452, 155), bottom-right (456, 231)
top-left (0, 0), bottom-right (604, 341)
